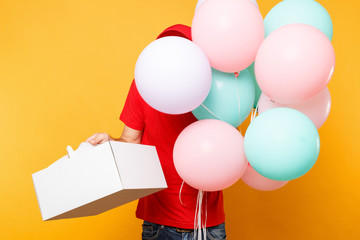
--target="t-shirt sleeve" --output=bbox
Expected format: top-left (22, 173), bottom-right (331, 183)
top-left (120, 80), bottom-right (145, 131)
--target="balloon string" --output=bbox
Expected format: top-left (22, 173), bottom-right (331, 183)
top-left (194, 190), bottom-right (206, 240)
top-left (197, 191), bottom-right (202, 240)
top-left (194, 190), bottom-right (200, 239)
top-left (179, 181), bottom-right (186, 206)
top-left (201, 104), bottom-right (221, 120)
top-left (203, 191), bottom-right (208, 240)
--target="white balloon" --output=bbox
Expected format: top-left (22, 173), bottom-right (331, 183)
top-left (135, 36), bottom-right (212, 114)
top-left (196, 0), bottom-right (258, 11)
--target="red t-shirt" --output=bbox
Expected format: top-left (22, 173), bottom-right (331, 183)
top-left (119, 23), bottom-right (224, 229)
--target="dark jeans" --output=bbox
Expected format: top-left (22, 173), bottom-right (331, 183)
top-left (141, 221), bottom-right (226, 240)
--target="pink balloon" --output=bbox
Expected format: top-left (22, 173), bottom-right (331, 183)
top-left (258, 87), bottom-right (331, 129)
top-left (255, 23), bottom-right (335, 104)
top-left (173, 119), bottom-right (247, 191)
top-left (192, 0), bottom-right (264, 73)
top-left (242, 164), bottom-right (288, 191)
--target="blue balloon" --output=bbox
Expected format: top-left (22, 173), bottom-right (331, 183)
top-left (264, 0), bottom-right (333, 41)
top-left (244, 108), bottom-right (320, 181)
top-left (192, 68), bottom-right (255, 127)
top-left (247, 62), bottom-right (262, 109)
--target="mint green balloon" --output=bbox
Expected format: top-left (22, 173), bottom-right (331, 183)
top-left (264, 0), bottom-right (333, 40)
top-left (192, 68), bottom-right (255, 127)
top-left (247, 62), bottom-right (262, 108)
top-left (244, 108), bottom-right (320, 181)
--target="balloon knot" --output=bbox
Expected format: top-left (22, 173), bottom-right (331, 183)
top-left (234, 72), bottom-right (239, 78)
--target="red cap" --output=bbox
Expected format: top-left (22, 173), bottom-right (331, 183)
top-left (156, 24), bottom-right (192, 41)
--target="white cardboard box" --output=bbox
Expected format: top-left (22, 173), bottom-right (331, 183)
top-left (32, 141), bottom-right (167, 221)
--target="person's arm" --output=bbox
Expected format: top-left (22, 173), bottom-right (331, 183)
top-left (85, 125), bottom-right (143, 145)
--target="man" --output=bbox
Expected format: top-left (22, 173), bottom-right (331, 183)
top-left (86, 24), bottom-right (226, 240)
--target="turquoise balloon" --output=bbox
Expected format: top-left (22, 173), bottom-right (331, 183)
top-left (192, 68), bottom-right (255, 127)
top-left (247, 62), bottom-right (262, 108)
top-left (244, 108), bottom-right (320, 181)
top-left (264, 0), bottom-right (333, 40)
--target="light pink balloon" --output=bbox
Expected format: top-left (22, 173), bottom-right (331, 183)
top-left (255, 23), bottom-right (335, 104)
top-left (173, 119), bottom-right (248, 191)
top-left (241, 164), bottom-right (288, 191)
top-left (258, 87), bottom-right (331, 129)
top-left (192, 0), bottom-right (264, 73)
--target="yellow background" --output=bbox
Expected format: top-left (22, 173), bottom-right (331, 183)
top-left (0, 0), bottom-right (359, 239)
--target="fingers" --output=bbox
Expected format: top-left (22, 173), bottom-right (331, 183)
top-left (85, 133), bottom-right (109, 145)
top-left (85, 135), bottom-right (95, 143)
top-left (85, 134), bottom-right (97, 144)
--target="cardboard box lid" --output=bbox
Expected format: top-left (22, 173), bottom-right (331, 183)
top-left (109, 141), bottom-right (167, 190)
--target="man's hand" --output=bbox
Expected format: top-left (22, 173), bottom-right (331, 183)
top-left (86, 126), bottom-right (143, 146)
top-left (86, 132), bottom-right (114, 145)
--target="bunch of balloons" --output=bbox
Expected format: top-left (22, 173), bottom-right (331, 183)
top-left (244, 0), bottom-right (334, 190)
top-left (134, 0), bottom-right (335, 192)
